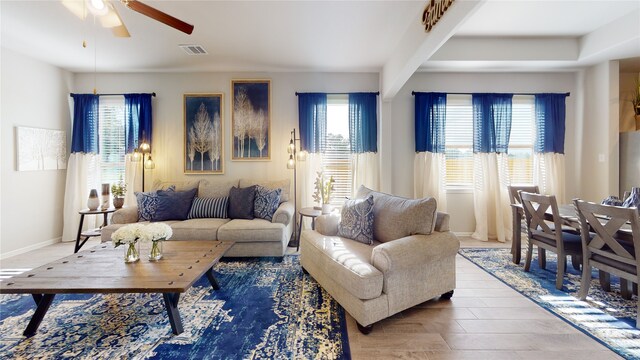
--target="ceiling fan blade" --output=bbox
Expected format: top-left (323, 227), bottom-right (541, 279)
top-left (122, 0), bottom-right (194, 35)
top-left (100, 2), bottom-right (131, 37)
top-left (62, 0), bottom-right (88, 20)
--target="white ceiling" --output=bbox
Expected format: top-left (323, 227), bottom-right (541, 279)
top-left (1, 0), bottom-right (639, 74)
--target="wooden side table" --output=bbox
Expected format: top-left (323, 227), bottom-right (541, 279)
top-left (75, 208), bottom-right (116, 253)
top-left (297, 207), bottom-right (322, 251)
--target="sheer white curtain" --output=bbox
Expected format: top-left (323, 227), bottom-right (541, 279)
top-left (61, 153), bottom-right (102, 242)
top-left (352, 152), bottom-right (379, 193)
top-left (299, 153), bottom-right (323, 209)
top-left (534, 152), bottom-right (566, 204)
top-left (124, 154), bottom-right (142, 206)
top-left (414, 152), bottom-right (447, 212)
top-left (472, 153), bottom-right (512, 242)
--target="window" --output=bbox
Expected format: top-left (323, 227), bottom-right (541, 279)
top-left (98, 96), bottom-right (126, 185)
top-left (444, 95), bottom-right (473, 187)
top-left (324, 95), bottom-right (352, 206)
top-left (508, 95), bottom-right (535, 184)
top-left (443, 94), bottom-right (535, 188)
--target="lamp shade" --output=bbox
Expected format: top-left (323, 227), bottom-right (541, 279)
top-left (144, 156), bottom-right (155, 169)
top-left (131, 149), bottom-right (142, 162)
top-left (288, 139), bottom-right (295, 154)
top-left (140, 142), bottom-right (151, 153)
top-left (296, 150), bottom-right (307, 161)
top-left (286, 155), bottom-right (295, 169)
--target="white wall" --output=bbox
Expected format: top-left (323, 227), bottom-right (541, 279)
top-left (579, 61), bottom-right (620, 201)
top-left (1, 48), bottom-right (73, 257)
top-left (388, 72), bottom-right (578, 233)
top-left (73, 71), bottom-right (379, 187)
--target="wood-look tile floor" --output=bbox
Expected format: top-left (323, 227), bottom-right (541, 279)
top-left (0, 238), bottom-right (622, 359)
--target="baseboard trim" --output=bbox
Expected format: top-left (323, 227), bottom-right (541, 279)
top-left (453, 232), bottom-right (473, 237)
top-left (1, 237), bottom-right (62, 260)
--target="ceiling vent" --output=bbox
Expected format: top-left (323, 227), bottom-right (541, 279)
top-left (179, 44), bottom-right (208, 55)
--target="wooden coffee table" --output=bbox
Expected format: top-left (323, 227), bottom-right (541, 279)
top-left (0, 240), bottom-right (233, 337)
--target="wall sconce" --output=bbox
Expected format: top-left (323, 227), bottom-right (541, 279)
top-left (131, 141), bottom-right (154, 191)
top-left (287, 128), bottom-right (306, 249)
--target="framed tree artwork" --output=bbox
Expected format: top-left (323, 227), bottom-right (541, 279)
top-left (231, 79), bottom-right (270, 160)
top-left (184, 93), bottom-right (224, 174)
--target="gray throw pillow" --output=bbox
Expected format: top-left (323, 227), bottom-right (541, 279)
top-left (337, 195), bottom-right (375, 245)
top-left (254, 185), bottom-right (281, 221)
top-left (152, 188), bottom-right (197, 221)
top-left (356, 185), bottom-right (437, 243)
top-left (228, 186), bottom-right (256, 220)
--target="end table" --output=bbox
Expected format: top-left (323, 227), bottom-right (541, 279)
top-left (296, 207), bottom-right (322, 251)
top-left (75, 208), bottom-right (116, 253)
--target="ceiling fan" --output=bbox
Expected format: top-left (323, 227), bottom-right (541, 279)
top-left (62, 0), bottom-right (194, 37)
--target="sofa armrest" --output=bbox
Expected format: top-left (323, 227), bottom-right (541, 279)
top-left (272, 201), bottom-right (294, 225)
top-left (434, 212), bottom-right (450, 232)
top-left (111, 206), bottom-right (139, 224)
top-left (371, 232), bottom-right (460, 273)
top-left (314, 214), bottom-right (340, 236)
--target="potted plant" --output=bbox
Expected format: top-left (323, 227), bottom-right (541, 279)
top-left (632, 80), bottom-right (640, 116)
top-left (312, 171), bottom-right (335, 214)
top-left (111, 178), bottom-right (127, 209)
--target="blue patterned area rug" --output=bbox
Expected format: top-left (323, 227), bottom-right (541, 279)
top-left (0, 256), bottom-right (350, 359)
top-left (460, 248), bottom-right (640, 359)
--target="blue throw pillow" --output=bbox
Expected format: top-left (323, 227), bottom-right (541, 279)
top-left (228, 186), bottom-right (256, 220)
top-left (135, 185), bottom-right (175, 221)
top-left (337, 195), bottom-right (375, 245)
top-left (152, 188), bottom-right (197, 221)
top-left (188, 197), bottom-right (229, 219)
top-left (254, 186), bottom-right (281, 221)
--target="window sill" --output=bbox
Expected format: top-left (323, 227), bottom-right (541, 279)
top-left (446, 187), bottom-right (473, 194)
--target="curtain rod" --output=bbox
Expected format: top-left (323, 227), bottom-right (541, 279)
top-left (69, 92), bottom-right (156, 97)
top-left (295, 92), bottom-right (379, 96)
top-left (411, 91), bottom-right (570, 96)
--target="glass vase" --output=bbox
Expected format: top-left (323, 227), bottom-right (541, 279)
top-left (124, 242), bottom-right (140, 263)
top-left (149, 240), bottom-right (163, 261)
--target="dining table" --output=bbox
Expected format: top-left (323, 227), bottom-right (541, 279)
top-left (510, 203), bottom-right (634, 265)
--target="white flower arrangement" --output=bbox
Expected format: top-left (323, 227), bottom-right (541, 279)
top-left (146, 222), bottom-right (173, 241)
top-left (111, 223), bottom-right (172, 247)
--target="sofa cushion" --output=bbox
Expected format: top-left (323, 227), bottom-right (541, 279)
top-left (135, 185), bottom-right (175, 221)
top-left (198, 179), bottom-right (239, 198)
top-left (188, 197), bottom-right (229, 219)
top-left (228, 186), bottom-right (256, 219)
top-left (169, 218), bottom-right (230, 240)
top-left (152, 188), bottom-right (197, 221)
top-left (240, 179), bottom-right (290, 203)
top-left (301, 233), bottom-right (384, 300)
top-left (152, 180), bottom-right (200, 193)
top-left (356, 185), bottom-right (437, 243)
top-left (254, 186), bottom-right (281, 221)
top-left (338, 195), bottom-right (374, 245)
top-left (217, 219), bottom-right (286, 242)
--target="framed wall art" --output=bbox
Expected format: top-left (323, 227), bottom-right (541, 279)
top-left (16, 126), bottom-right (67, 171)
top-left (184, 93), bottom-right (224, 174)
top-left (231, 79), bottom-right (270, 160)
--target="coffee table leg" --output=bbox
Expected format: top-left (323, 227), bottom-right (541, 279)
top-left (205, 267), bottom-right (220, 290)
top-left (162, 293), bottom-right (183, 335)
top-left (24, 293), bottom-right (55, 337)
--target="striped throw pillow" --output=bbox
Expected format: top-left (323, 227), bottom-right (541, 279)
top-left (188, 197), bottom-right (229, 219)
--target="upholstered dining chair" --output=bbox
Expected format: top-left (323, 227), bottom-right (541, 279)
top-left (574, 199), bottom-right (640, 327)
top-left (508, 185), bottom-right (540, 264)
top-left (520, 192), bottom-right (583, 290)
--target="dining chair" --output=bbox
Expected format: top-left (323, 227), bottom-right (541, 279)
top-left (573, 199), bottom-right (640, 327)
top-left (520, 191), bottom-right (583, 290)
top-left (508, 185), bottom-right (540, 264)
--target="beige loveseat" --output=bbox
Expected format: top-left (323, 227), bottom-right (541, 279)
top-left (300, 186), bottom-right (459, 333)
top-left (101, 179), bottom-right (294, 257)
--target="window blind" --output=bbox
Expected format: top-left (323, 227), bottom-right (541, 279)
top-left (444, 94), bottom-right (473, 187)
top-left (99, 96), bottom-right (126, 185)
top-left (324, 97), bottom-right (352, 206)
top-left (508, 95), bottom-right (535, 184)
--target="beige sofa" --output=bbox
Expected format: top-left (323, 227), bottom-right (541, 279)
top-left (300, 186), bottom-right (460, 333)
top-left (101, 179), bottom-right (294, 257)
